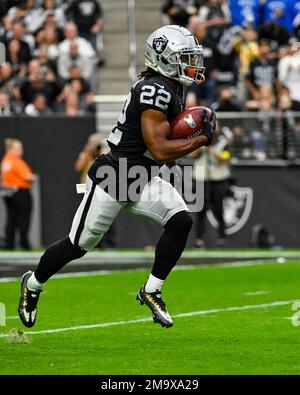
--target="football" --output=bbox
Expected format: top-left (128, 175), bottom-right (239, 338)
top-left (169, 106), bottom-right (213, 140)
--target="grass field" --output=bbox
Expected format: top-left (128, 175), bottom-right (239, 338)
top-left (1, 260), bottom-right (300, 375)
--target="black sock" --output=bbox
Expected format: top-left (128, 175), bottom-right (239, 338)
top-left (34, 236), bottom-right (87, 283)
top-left (152, 211), bottom-right (193, 280)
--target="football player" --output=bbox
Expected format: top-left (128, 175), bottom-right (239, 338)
top-left (18, 25), bottom-right (216, 329)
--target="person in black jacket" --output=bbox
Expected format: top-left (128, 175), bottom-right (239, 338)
top-left (67, 0), bottom-right (104, 51)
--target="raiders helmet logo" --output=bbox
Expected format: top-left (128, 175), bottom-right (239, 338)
top-left (153, 36), bottom-right (168, 55)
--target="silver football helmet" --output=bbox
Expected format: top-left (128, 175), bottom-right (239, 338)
top-left (145, 25), bottom-right (205, 87)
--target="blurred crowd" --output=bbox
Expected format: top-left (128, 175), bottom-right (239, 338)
top-left (0, 0), bottom-right (104, 116)
top-left (162, 0), bottom-right (300, 110)
top-left (162, 0), bottom-right (300, 160)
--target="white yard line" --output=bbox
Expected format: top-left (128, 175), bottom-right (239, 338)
top-left (243, 291), bottom-right (270, 296)
top-left (0, 259), bottom-right (278, 284)
top-left (0, 300), bottom-right (295, 339)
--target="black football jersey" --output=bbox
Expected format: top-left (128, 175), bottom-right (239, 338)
top-left (88, 74), bottom-right (183, 195)
top-left (107, 74), bottom-right (183, 166)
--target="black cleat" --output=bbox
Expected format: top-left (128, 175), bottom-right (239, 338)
top-left (18, 271), bottom-right (42, 328)
top-left (136, 285), bottom-right (173, 328)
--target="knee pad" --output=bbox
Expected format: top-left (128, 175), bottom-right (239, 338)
top-left (165, 211), bottom-right (193, 236)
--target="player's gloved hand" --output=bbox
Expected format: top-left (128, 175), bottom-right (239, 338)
top-left (200, 109), bottom-right (216, 146)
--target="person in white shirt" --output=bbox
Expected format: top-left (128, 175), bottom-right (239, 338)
top-left (0, 92), bottom-right (12, 115)
top-left (58, 22), bottom-right (95, 60)
top-left (278, 41), bottom-right (300, 111)
top-left (7, 0), bottom-right (45, 34)
top-left (58, 39), bottom-right (94, 80)
top-left (24, 94), bottom-right (52, 116)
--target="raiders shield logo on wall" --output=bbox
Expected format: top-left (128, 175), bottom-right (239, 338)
top-left (207, 186), bottom-right (253, 235)
top-left (153, 36), bottom-right (168, 54)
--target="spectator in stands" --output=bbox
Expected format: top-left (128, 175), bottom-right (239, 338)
top-left (235, 26), bottom-right (259, 76)
top-left (64, 91), bottom-right (84, 116)
top-left (75, 132), bottom-right (104, 183)
top-left (83, 91), bottom-right (96, 114)
top-left (70, 79), bottom-right (95, 113)
top-left (20, 59), bottom-right (61, 108)
top-left (36, 26), bottom-right (60, 60)
top-left (58, 39), bottom-right (94, 80)
top-left (40, 10), bottom-right (64, 41)
top-left (69, 78), bottom-right (87, 99)
top-left (6, 21), bottom-right (34, 57)
top-left (188, 21), bottom-right (217, 103)
top-left (24, 93), bottom-right (52, 115)
top-left (6, 38), bottom-right (28, 78)
top-left (10, 84), bottom-right (25, 114)
top-left (198, 0), bottom-right (231, 44)
top-left (67, 64), bottom-right (92, 91)
top-left (229, 126), bottom-right (253, 158)
top-left (212, 87), bottom-right (243, 111)
top-left (6, 1), bottom-right (31, 25)
top-left (161, 0), bottom-right (201, 27)
top-left (244, 40), bottom-right (278, 100)
top-left (229, 0), bottom-right (263, 28)
top-left (0, 91), bottom-right (13, 115)
top-left (0, 2), bottom-right (9, 22)
top-left (36, 43), bottom-right (57, 74)
top-left (67, 0), bottom-right (104, 51)
top-left (59, 21), bottom-right (95, 59)
top-left (245, 83), bottom-right (275, 111)
top-left (262, 0), bottom-right (294, 34)
top-left (7, 0), bottom-right (45, 34)
top-left (1, 138), bottom-right (36, 250)
top-left (42, 0), bottom-right (66, 29)
top-left (214, 27), bottom-right (240, 89)
top-left (278, 40), bottom-right (300, 111)
top-left (277, 85), bottom-right (293, 112)
top-left (258, 21), bottom-right (290, 48)
top-left (0, 62), bottom-right (17, 92)
top-left (192, 124), bottom-right (233, 248)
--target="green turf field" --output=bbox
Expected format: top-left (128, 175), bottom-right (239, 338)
top-left (1, 260), bottom-right (300, 375)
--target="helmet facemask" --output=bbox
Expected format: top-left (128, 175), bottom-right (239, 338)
top-left (167, 46), bottom-right (206, 87)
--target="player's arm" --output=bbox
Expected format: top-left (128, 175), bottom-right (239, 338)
top-left (141, 109), bottom-right (214, 162)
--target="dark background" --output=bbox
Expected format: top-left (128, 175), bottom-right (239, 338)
top-left (1, 116), bottom-right (299, 248)
top-left (0, 116), bottom-right (95, 245)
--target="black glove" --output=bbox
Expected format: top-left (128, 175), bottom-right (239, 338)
top-left (200, 109), bottom-right (216, 146)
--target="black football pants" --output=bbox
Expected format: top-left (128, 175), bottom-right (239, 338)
top-left (4, 189), bottom-right (32, 250)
